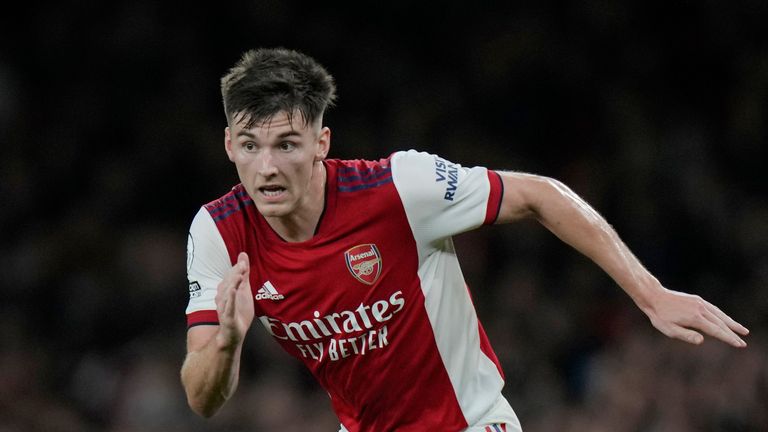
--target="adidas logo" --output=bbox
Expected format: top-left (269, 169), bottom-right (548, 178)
top-left (255, 281), bottom-right (285, 301)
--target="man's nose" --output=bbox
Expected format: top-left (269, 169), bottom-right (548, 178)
top-left (256, 150), bottom-right (279, 177)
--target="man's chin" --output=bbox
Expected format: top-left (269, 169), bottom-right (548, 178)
top-left (255, 202), bottom-right (290, 218)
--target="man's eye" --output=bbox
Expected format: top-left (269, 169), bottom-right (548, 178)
top-left (244, 142), bottom-right (257, 152)
top-left (280, 141), bottom-right (296, 151)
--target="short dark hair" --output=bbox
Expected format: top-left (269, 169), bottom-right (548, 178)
top-left (220, 47), bottom-right (337, 128)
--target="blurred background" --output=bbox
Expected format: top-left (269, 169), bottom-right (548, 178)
top-left (1, 1), bottom-right (766, 431)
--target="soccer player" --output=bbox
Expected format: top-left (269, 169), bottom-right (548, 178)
top-left (180, 48), bottom-right (749, 431)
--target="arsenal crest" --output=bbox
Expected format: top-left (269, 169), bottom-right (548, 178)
top-left (344, 244), bottom-right (382, 285)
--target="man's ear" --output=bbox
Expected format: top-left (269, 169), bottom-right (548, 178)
top-left (224, 127), bottom-right (235, 162)
top-left (315, 126), bottom-right (331, 161)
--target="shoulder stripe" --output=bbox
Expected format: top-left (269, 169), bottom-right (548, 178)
top-left (211, 204), bottom-right (246, 222)
top-left (337, 161), bottom-right (390, 175)
top-left (338, 176), bottom-right (394, 192)
top-left (205, 189), bottom-right (253, 222)
top-left (206, 190), bottom-right (251, 214)
top-left (337, 167), bottom-right (392, 183)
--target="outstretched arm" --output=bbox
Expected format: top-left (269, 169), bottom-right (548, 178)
top-left (181, 252), bottom-right (255, 417)
top-left (495, 172), bottom-right (749, 347)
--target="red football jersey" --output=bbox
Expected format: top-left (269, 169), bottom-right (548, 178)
top-left (186, 150), bottom-right (521, 431)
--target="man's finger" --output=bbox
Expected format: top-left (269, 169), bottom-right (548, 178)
top-left (221, 260), bottom-right (246, 291)
top-left (233, 252), bottom-right (251, 293)
top-left (705, 302), bottom-right (750, 336)
top-left (674, 327), bottom-right (704, 345)
top-left (218, 272), bottom-right (240, 307)
top-left (221, 279), bottom-right (238, 319)
top-left (693, 308), bottom-right (743, 348)
top-left (701, 308), bottom-right (747, 348)
top-left (240, 253), bottom-right (250, 281)
top-left (227, 253), bottom-right (249, 280)
top-left (237, 252), bottom-right (250, 271)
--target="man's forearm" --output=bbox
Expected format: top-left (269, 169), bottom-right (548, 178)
top-left (181, 331), bottom-right (243, 418)
top-left (531, 177), bottom-right (662, 310)
top-left (518, 175), bottom-right (749, 347)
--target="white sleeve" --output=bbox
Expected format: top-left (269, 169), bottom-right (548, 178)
top-left (391, 150), bottom-right (498, 246)
top-left (185, 207), bottom-right (230, 318)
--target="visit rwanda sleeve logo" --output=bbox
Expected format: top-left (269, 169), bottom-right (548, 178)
top-left (344, 244), bottom-right (382, 285)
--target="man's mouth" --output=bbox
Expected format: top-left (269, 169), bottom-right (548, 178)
top-left (258, 185), bottom-right (286, 198)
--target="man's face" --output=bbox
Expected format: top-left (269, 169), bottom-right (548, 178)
top-left (225, 111), bottom-right (330, 218)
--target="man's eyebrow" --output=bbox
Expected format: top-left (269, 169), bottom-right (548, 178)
top-left (235, 130), bottom-right (301, 138)
top-left (277, 130), bottom-right (301, 138)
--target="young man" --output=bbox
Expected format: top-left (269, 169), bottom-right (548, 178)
top-left (181, 48), bottom-right (749, 431)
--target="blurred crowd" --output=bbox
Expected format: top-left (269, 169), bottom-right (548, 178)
top-left (1, 1), bottom-right (766, 431)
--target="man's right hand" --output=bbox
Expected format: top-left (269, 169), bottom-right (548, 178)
top-left (214, 252), bottom-right (255, 350)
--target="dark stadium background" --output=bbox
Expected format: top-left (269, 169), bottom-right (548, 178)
top-left (1, 1), bottom-right (766, 431)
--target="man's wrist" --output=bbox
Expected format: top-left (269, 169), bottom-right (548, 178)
top-left (630, 277), bottom-right (666, 314)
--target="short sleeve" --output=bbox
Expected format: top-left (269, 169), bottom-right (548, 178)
top-left (185, 207), bottom-right (230, 327)
top-left (390, 150), bottom-right (503, 246)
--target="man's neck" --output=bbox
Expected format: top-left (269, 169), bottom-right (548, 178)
top-left (264, 162), bottom-right (327, 242)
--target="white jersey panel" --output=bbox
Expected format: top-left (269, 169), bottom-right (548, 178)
top-left (391, 151), bottom-right (520, 429)
top-left (186, 207), bottom-right (230, 315)
top-left (390, 150), bottom-right (490, 246)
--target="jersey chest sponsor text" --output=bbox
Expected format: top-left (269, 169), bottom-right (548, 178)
top-left (259, 290), bottom-right (405, 362)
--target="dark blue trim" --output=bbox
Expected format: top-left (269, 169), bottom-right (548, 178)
top-left (338, 177), bottom-right (393, 192)
top-left (338, 167), bottom-right (392, 183)
top-left (209, 200), bottom-right (238, 214)
top-left (208, 191), bottom-right (251, 212)
top-left (493, 170), bottom-right (504, 224)
top-left (207, 189), bottom-right (253, 221)
top-left (187, 321), bottom-right (220, 329)
top-left (212, 204), bottom-right (244, 221)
